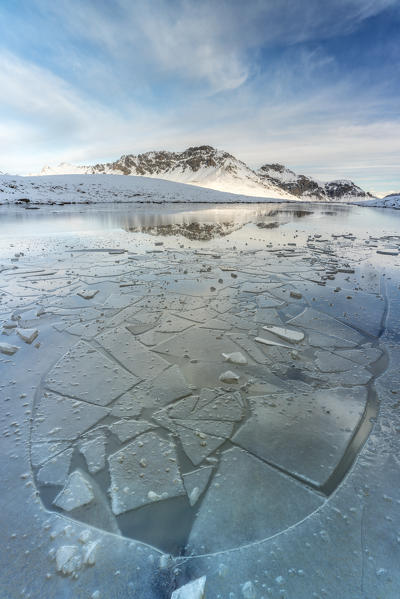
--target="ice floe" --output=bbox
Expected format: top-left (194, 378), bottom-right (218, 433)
top-left (108, 432), bottom-right (185, 514)
top-left (54, 470), bottom-right (95, 511)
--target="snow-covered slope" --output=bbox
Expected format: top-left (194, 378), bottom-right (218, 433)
top-left (40, 146), bottom-right (296, 201)
top-left (358, 192), bottom-right (400, 209)
top-left (0, 173), bottom-right (295, 205)
top-left (39, 145), bottom-right (374, 203)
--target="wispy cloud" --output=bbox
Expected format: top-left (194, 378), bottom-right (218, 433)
top-left (0, 0), bottom-right (399, 193)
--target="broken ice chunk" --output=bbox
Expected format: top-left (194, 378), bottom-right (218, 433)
top-left (315, 350), bottom-right (362, 373)
top-left (175, 419), bottom-right (234, 438)
top-left (242, 282), bottom-right (271, 294)
top-left (129, 364), bottom-right (192, 411)
top-left (254, 336), bottom-right (291, 349)
top-left (16, 328), bottom-right (38, 344)
top-left (110, 419), bottom-right (153, 443)
top-left (158, 395), bottom-right (199, 421)
top-left (376, 248), bottom-right (398, 256)
top-left (79, 435), bottom-right (106, 474)
top-left (171, 576), bottom-right (207, 599)
top-left (288, 308), bottom-right (363, 344)
top-left (183, 467), bottom-right (213, 506)
top-left (222, 352), bottom-right (247, 365)
top-left (219, 370), bottom-right (240, 384)
top-left (159, 390), bottom-right (244, 424)
top-left (77, 288), bottom-right (99, 299)
top-left (110, 391), bottom-right (143, 419)
top-left (37, 448), bottom-right (73, 486)
top-left (96, 326), bottom-right (169, 379)
top-left (148, 491), bottom-right (166, 502)
top-left (82, 540), bottom-right (100, 566)
top-left (53, 470), bottom-right (95, 511)
top-left (0, 342), bottom-right (19, 355)
top-left (31, 392), bottom-right (110, 442)
top-left (108, 432), bottom-right (185, 514)
top-left (45, 340), bottom-right (138, 406)
top-left (192, 391), bottom-right (243, 421)
top-left (262, 325), bottom-right (304, 344)
top-left (307, 331), bottom-right (357, 349)
top-left (154, 328), bottom-right (240, 363)
top-left (31, 441), bottom-right (71, 467)
top-left (176, 426), bottom-right (225, 466)
top-left (56, 545), bottom-right (82, 576)
top-left (233, 387), bottom-right (367, 487)
top-left (336, 347), bottom-right (382, 365)
top-left (290, 291), bottom-right (302, 299)
top-left (227, 333), bottom-right (268, 364)
top-left (187, 447), bottom-right (322, 553)
top-left (154, 314), bottom-right (193, 333)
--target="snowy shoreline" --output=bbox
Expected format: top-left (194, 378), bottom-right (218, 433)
top-left (1, 173), bottom-right (397, 209)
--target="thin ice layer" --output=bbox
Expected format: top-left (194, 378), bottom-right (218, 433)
top-left (233, 387), bottom-right (367, 487)
top-left (187, 447), bottom-right (323, 553)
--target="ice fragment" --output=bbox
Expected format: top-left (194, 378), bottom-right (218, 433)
top-left (0, 342), bottom-right (19, 355)
top-left (171, 576), bottom-right (207, 599)
top-left (53, 470), bottom-right (95, 511)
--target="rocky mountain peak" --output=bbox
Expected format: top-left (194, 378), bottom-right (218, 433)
top-left (37, 146), bottom-right (373, 202)
top-left (259, 163), bottom-right (292, 175)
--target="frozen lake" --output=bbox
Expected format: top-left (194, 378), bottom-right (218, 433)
top-left (1, 201), bottom-right (400, 242)
top-left (1, 202), bottom-right (400, 598)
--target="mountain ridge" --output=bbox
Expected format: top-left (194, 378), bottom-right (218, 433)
top-left (39, 145), bottom-right (374, 202)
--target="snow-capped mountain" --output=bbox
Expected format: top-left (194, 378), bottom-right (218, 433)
top-left (258, 164), bottom-right (372, 201)
top-left (41, 146), bottom-right (295, 201)
top-left (40, 146), bottom-right (373, 202)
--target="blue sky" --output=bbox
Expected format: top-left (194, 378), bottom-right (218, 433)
top-left (0, 0), bottom-right (399, 194)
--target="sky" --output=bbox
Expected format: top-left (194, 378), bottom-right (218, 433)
top-left (0, 0), bottom-right (399, 195)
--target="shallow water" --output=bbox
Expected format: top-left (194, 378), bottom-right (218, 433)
top-left (0, 201), bottom-right (399, 237)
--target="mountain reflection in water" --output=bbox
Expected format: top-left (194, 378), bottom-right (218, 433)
top-left (123, 221), bottom-right (245, 240)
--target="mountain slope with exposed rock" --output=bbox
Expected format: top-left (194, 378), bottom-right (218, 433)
top-left (258, 164), bottom-right (371, 201)
top-left (39, 145), bottom-right (374, 202)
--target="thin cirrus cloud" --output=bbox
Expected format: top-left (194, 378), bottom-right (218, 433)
top-left (0, 0), bottom-right (399, 193)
